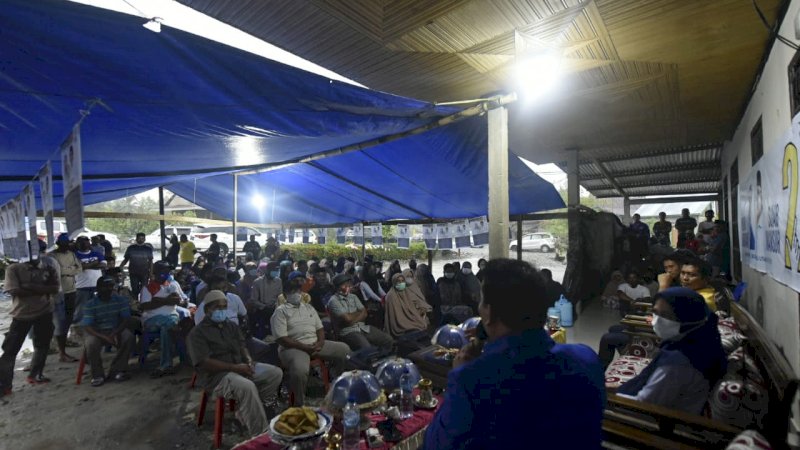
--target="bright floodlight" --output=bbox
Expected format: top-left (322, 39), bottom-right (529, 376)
top-left (514, 53), bottom-right (563, 102)
top-left (251, 194), bottom-right (266, 208)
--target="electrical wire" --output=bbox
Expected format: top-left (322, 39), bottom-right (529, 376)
top-left (752, 0), bottom-right (800, 51)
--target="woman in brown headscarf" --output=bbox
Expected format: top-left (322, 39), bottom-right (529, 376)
top-left (384, 272), bottom-right (431, 337)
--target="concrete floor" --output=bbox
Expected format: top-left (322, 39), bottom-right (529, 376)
top-left (564, 298), bottom-right (621, 353)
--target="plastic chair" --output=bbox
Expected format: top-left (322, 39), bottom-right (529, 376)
top-left (75, 351), bottom-right (87, 385)
top-left (137, 329), bottom-right (187, 367)
top-left (197, 390), bottom-right (236, 449)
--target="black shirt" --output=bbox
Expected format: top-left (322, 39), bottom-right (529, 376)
top-left (123, 243), bottom-right (153, 276)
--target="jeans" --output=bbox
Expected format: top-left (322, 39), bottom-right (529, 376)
top-left (143, 314), bottom-right (179, 369)
top-left (129, 273), bottom-right (148, 301)
top-left (74, 288), bottom-right (95, 326)
top-left (0, 312), bottom-right (55, 389)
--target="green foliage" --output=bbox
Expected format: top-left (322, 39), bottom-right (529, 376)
top-left (85, 196), bottom-right (160, 240)
top-left (282, 242), bottom-right (427, 262)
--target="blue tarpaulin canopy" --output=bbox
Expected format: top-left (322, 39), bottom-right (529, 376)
top-left (0, 0), bottom-right (564, 224)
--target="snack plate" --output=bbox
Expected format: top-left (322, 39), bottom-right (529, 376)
top-left (413, 395), bottom-right (438, 410)
top-left (268, 410), bottom-right (333, 444)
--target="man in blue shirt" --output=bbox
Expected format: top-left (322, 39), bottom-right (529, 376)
top-left (424, 259), bottom-right (605, 449)
top-left (81, 275), bottom-right (134, 387)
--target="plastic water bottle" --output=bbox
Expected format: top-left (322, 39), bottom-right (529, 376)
top-left (557, 294), bottom-right (573, 327)
top-left (399, 368), bottom-right (414, 419)
top-left (342, 396), bottom-right (360, 450)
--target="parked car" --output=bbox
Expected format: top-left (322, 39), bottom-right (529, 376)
top-left (37, 219), bottom-right (121, 248)
top-left (508, 232), bottom-right (556, 253)
top-left (191, 225), bottom-right (268, 253)
top-left (137, 225), bottom-right (199, 251)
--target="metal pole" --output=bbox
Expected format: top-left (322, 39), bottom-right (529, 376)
top-left (361, 222), bottom-right (366, 261)
top-left (427, 249), bottom-right (433, 268)
top-left (233, 174), bottom-right (238, 262)
top-left (516, 219), bottom-right (523, 261)
top-left (158, 186), bottom-right (166, 260)
top-left (623, 196), bottom-right (631, 223)
top-left (488, 105), bottom-right (510, 259)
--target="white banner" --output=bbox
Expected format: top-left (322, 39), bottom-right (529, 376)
top-left (302, 228), bottom-right (310, 244)
top-left (422, 224), bottom-right (436, 250)
top-left (60, 125), bottom-right (84, 237)
top-left (353, 223), bottom-right (363, 245)
top-left (336, 227), bottom-right (347, 244)
top-left (436, 223), bottom-right (453, 249)
top-left (454, 219), bottom-right (471, 248)
top-left (24, 184), bottom-right (37, 259)
top-left (369, 223), bottom-right (382, 246)
top-left (739, 117), bottom-right (800, 292)
top-left (469, 216), bottom-right (489, 246)
top-left (39, 161), bottom-right (54, 247)
top-left (11, 196), bottom-right (26, 260)
top-left (316, 228), bottom-right (326, 245)
top-left (396, 224), bottom-right (410, 249)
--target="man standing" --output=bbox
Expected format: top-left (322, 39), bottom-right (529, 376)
top-left (652, 212), bottom-right (672, 246)
top-left (263, 236), bottom-right (280, 261)
top-left (188, 294), bottom-right (283, 436)
top-left (205, 233), bottom-right (221, 265)
top-left (97, 234), bottom-right (115, 268)
top-left (271, 289), bottom-right (350, 406)
top-left (249, 261), bottom-right (282, 339)
top-left (628, 214), bottom-right (650, 262)
top-left (1, 256), bottom-right (60, 395)
top-left (120, 232), bottom-right (153, 299)
top-left (178, 234), bottom-right (197, 272)
top-left (81, 276), bottom-right (134, 387)
top-left (328, 274), bottom-right (393, 351)
top-left (243, 235), bottom-right (261, 261)
top-left (697, 210), bottom-right (716, 244)
top-left (674, 208), bottom-right (698, 249)
top-left (74, 236), bottom-right (107, 331)
top-left (49, 233), bottom-right (82, 362)
top-left (424, 259), bottom-right (605, 449)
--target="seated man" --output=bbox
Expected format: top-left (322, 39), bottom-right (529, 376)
top-left (616, 288), bottom-right (726, 415)
top-left (680, 256), bottom-right (724, 313)
top-left (424, 259), bottom-right (605, 449)
top-left (81, 275), bottom-right (134, 387)
top-left (327, 274), bottom-right (393, 351)
top-left (139, 261), bottom-right (183, 377)
top-left (271, 288), bottom-right (350, 406)
top-left (188, 293), bottom-right (283, 437)
top-left (616, 271), bottom-right (651, 317)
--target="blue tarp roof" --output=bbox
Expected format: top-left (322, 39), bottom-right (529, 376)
top-left (0, 0), bottom-right (564, 224)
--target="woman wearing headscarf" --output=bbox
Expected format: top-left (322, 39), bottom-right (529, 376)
top-left (359, 262), bottom-right (386, 303)
top-left (414, 263), bottom-right (441, 325)
top-left (475, 258), bottom-right (488, 283)
top-left (616, 287), bottom-right (727, 415)
top-left (384, 273), bottom-right (432, 338)
top-left (384, 260), bottom-right (402, 288)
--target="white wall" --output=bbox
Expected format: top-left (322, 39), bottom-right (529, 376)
top-left (721, 0), bottom-right (800, 375)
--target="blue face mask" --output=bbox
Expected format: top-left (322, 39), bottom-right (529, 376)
top-left (247, 269), bottom-right (257, 277)
top-left (210, 310), bottom-right (227, 323)
top-left (269, 270), bottom-right (280, 278)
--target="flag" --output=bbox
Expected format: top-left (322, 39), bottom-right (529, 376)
top-left (396, 224), bottom-right (410, 249)
top-left (353, 223), bottom-right (363, 245)
top-left (302, 228), bottom-right (310, 244)
top-left (370, 223), bottom-right (383, 245)
top-left (23, 184), bottom-right (37, 260)
top-left (436, 223), bottom-right (452, 249)
top-left (60, 125), bottom-right (84, 237)
top-left (469, 216), bottom-right (489, 246)
top-left (454, 219), bottom-right (471, 248)
top-left (336, 227), bottom-right (346, 244)
top-left (423, 224), bottom-right (437, 250)
top-left (316, 228), bottom-right (326, 245)
top-left (39, 162), bottom-right (54, 247)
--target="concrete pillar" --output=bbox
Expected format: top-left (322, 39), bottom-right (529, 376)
top-left (232, 174), bottom-right (238, 261)
top-left (516, 218), bottom-right (523, 260)
top-left (567, 150), bottom-right (580, 209)
top-left (488, 106), bottom-right (510, 260)
top-left (623, 196), bottom-right (631, 223)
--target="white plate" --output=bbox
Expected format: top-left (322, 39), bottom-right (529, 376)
top-left (268, 410), bottom-right (332, 443)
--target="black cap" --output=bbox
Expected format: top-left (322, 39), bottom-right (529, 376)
top-left (332, 273), bottom-right (352, 287)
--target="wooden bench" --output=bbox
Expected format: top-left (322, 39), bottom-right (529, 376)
top-left (603, 302), bottom-right (798, 449)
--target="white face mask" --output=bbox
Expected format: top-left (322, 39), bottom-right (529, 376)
top-left (462, 268), bottom-right (472, 275)
top-left (652, 314), bottom-right (681, 340)
top-left (286, 293), bottom-right (302, 306)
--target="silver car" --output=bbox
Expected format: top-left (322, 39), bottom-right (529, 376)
top-left (509, 232), bottom-right (557, 253)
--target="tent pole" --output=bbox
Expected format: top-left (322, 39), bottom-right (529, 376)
top-left (516, 219), bottom-right (522, 261)
top-left (487, 105), bottom-right (510, 260)
top-left (233, 174), bottom-right (238, 262)
top-left (158, 187), bottom-right (166, 260)
top-left (623, 196), bottom-right (631, 224)
top-left (427, 250), bottom-right (433, 268)
top-left (361, 222), bottom-right (366, 262)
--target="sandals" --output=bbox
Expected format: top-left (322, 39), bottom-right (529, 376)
top-left (90, 377), bottom-right (105, 387)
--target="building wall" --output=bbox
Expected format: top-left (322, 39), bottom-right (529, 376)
top-left (721, 0), bottom-right (800, 375)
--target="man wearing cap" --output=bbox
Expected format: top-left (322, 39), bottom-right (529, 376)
top-left (197, 264), bottom-right (239, 302)
top-left (250, 261), bottom-right (282, 338)
top-left (120, 232), bottom-right (153, 300)
top-left (277, 271), bottom-right (312, 306)
top-left (81, 276), bottom-right (134, 387)
top-left (188, 292), bottom-right (283, 436)
top-left (0, 251), bottom-right (61, 395)
top-left (328, 274), bottom-right (393, 351)
top-left (139, 261), bottom-right (183, 377)
top-left (49, 233), bottom-right (83, 362)
top-left (271, 271), bottom-right (351, 406)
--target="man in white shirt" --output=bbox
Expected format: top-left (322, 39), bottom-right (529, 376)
top-left (271, 292), bottom-right (350, 406)
top-left (616, 271), bottom-right (651, 317)
top-left (697, 210), bottom-right (716, 244)
top-left (139, 261), bottom-right (182, 377)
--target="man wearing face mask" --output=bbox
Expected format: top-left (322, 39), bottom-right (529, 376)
top-left (239, 261), bottom-right (258, 303)
top-left (271, 273), bottom-right (350, 406)
top-left (277, 271), bottom-right (312, 306)
top-left (139, 261), bottom-right (183, 377)
top-left (188, 292), bottom-right (283, 437)
top-left (249, 261), bottom-right (282, 339)
top-left (436, 264), bottom-right (471, 324)
top-left (328, 274), bottom-right (393, 351)
top-left (424, 259), bottom-right (604, 449)
top-left (308, 266), bottom-right (332, 312)
top-left (459, 262), bottom-right (482, 313)
top-left (615, 287), bottom-right (726, 414)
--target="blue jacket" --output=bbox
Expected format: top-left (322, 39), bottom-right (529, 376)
top-left (424, 328), bottom-right (606, 449)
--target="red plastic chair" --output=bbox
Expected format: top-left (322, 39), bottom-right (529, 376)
top-left (197, 390), bottom-right (236, 449)
top-left (75, 351), bottom-right (87, 385)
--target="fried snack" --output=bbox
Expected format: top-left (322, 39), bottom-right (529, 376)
top-left (274, 407), bottom-right (320, 436)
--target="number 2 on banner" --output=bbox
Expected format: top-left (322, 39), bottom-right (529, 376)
top-left (784, 143), bottom-right (798, 270)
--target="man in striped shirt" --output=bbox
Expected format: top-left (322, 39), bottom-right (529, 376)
top-left (81, 275), bottom-right (134, 387)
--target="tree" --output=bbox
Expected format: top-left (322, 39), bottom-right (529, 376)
top-left (85, 196), bottom-right (160, 240)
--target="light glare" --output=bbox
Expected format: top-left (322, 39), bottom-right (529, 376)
top-left (251, 194), bottom-right (266, 208)
top-left (514, 53), bottom-right (563, 102)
